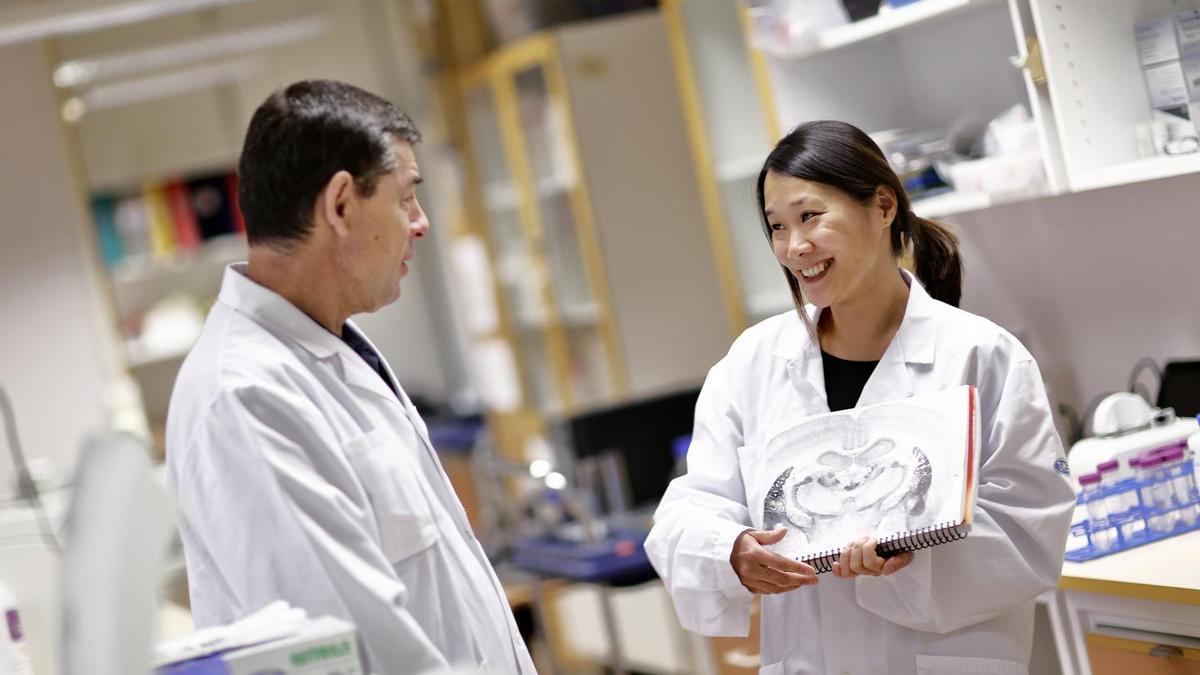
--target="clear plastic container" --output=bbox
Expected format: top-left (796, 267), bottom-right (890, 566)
top-left (1097, 459), bottom-right (1125, 515)
top-left (1078, 472), bottom-right (1113, 550)
top-left (1158, 445), bottom-right (1199, 527)
top-left (1141, 455), bottom-right (1174, 533)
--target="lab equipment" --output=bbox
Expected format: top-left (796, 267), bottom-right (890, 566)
top-left (1068, 393), bottom-right (1197, 481)
top-left (155, 605), bottom-right (361, 675)
top-left (1158, 444), bottom-right (1199, 526)
top-left (1078, 473), bottom-right (1114, 551)
top-left (62, 432), bottom-right (176, 675)
top-left (1158, 360), bottom-right (1200, 417)
top-left (1067, 441), bottom-right (1200, 561)
top-left (555, 386), bottom-right (701, 508)
top-left (0, 578), bottom-right (33, 674)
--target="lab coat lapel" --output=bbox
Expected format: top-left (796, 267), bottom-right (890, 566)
top-left (857, 271), bottom-right (938, 407)
top-left (337, 351), bottom-right (403, 405)
top-left (773, 306), bottom-right (831, 423)
top-left (344, 322), bottom-right (476, 536)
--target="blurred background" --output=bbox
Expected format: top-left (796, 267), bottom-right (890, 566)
top-left (1, 0), bottom-right (1199, 673)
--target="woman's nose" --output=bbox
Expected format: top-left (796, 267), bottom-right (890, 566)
top-left (788, 231), bottom-right (812, 258)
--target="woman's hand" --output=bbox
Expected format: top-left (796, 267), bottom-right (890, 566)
top-left (831, 537), bottom-right (913, 578)
top-left (730, 527), bottom-right (818, 594)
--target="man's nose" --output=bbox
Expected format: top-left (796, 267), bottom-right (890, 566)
top-left (410, 199), bottom-right (429, 237)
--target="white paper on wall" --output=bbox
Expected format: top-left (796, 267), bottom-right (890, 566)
top-left (449, 235), bottom-right (500, 336)
top-left (470, 337), bottom-right (522, 412)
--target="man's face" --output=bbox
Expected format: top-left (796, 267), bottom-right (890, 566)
top-left (341, 139), bottom-right (428, 313)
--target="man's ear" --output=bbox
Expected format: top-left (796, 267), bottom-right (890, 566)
top-left (874, 185), bottom-right (898, 229)
top-left (316, 170), bottom-right (356, 237)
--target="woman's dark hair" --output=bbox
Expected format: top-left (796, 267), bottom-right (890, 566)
top-left (237, 79), bottom-right (421, 249)
top-left (755, 120), bottom-right (963, 317)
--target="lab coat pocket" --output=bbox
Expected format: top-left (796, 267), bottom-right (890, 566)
top-left (915, 655), bottom-right (1028, 675)
top-left (736, 444), bottom-right (765, 530)
top-left (343, 429), bottom-right (440, 563)
top-left (757, 662), bottom-right (784, 675)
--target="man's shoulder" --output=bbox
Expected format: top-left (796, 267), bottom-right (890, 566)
top-left (167, 304), bottom-right (309, 451)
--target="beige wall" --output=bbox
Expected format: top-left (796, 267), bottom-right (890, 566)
top-left (0, 42), bottom-right (119, 499)
top-left (954, 173), bottom-right (1200, 431)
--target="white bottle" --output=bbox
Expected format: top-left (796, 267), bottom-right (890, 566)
top-left (0, 579), bottom-right (34, 675)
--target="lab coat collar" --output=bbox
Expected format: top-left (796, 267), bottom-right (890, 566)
top-left (771, 269), bottom-right (939, 408)
top-left (217, 264), bottom-right (400, 403)
top-left (771, 269), bottom-right (937, 366)
top-left (219, 263), bottom-right (345, 359)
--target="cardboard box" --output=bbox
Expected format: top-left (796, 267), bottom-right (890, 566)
top-left (159, 616), bottom-right (362, 675)
top-left (1135, 12), bottom-right (1200, 155)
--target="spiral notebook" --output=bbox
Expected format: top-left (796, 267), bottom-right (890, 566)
top-left (756, 385), bottom-right (980, 573)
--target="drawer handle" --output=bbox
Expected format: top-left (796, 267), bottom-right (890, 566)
top-left (1149, 644), bottom-right (1184, 659)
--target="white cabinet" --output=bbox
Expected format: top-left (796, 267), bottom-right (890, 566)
top-left (750, 0), bottom-right (1064, 211)
top-left (1030, 0), bottom-right (1200, 191)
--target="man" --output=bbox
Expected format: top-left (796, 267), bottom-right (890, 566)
top-left (166, 80), bottom-right (536, 674)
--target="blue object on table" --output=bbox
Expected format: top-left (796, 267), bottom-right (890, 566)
top-left (426, 419), bottom-right (484, 454)
top-left (671, 434), bottom-right (691, 460)
top-left (156, 654), bottom-right (231, 675)
top-left (511, 530), bottom-right (656, 586)
top-left (1066, 454), bottom-right (1200, 562)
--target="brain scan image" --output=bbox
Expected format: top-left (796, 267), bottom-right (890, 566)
top-left (758, 400), bottom-right (962, 560)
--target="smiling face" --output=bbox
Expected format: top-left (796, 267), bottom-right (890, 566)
top-left (762, 172), bottom-right (896, 310)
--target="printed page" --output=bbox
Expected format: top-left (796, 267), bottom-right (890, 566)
top-left (759, 386), bottom-right (972, 560)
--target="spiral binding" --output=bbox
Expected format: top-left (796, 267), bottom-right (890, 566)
top-left (800, 522), bottom-right (971, 574)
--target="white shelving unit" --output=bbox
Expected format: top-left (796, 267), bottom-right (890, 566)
top-left (758, 0), bottom-right (1199, 212)
top-left (715, 155), bottom-right (764, 183)
top-left (1031, 0), bottom-right (1200, 193)
top-left (771, 0), bottom-right (1005, 58)
top-left (1069, 154), bottom-right (1200, 193)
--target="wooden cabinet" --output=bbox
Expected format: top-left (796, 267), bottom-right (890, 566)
top-left (451, 10), bottom-right (734, 458)
top-left (1086, 634), bottom-right (1200, 675)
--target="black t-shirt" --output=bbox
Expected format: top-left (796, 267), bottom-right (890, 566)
top-left (821, 350), bottom-right (879, 412)
top-left (340, 325), bottom-right (399, 398)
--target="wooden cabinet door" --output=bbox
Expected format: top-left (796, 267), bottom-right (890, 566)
top-left (1086, 634), bottom-right (1200, 675)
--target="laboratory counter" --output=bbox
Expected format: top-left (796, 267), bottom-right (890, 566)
top-left (1050, 530), bottom-right (1200, 675)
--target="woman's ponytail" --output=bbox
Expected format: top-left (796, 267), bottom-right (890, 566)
top-left (904, 214), bottom-right (963, 307)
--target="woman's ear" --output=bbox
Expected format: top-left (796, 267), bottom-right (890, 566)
top-left (875, 185), bottom-right (898, 229)
top-left (315, 170), bottom-right (355, 237)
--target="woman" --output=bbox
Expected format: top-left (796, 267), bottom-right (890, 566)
top-left (645, 121), bottom-right (1075, 675)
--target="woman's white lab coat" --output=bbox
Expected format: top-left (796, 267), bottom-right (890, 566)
top-left (166, 264), bottom-right (536, 675)
top-left (645, 273), bottom-right (1075, 675)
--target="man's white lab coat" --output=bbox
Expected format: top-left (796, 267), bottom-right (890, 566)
top-left (166, 264), bottom-right (536, 674)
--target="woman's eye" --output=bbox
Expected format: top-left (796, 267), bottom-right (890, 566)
top-left (769, 222), bottom-right (784, 232)
top-left (801, 211), bottom-right (818, 223)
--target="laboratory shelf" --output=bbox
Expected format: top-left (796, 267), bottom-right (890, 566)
top-left (1068, 155), bottom-right (1200, 194)
top-left (911, 186), bottom-right (1056, 219)
top-left (484, 174), bottom-right (575, 211)
top-left (110, 234), bottom-right (245, 289)
top-left (769, 0), bottom-right (1004, 58)
top-left (715, 155), bottom-right (764, 182)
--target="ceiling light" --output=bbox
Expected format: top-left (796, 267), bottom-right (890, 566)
top-left (68, 57), bottom-right (257, 115)
top-left (0, 0), bottom-right (254, 48)
top-left (53, 16), bottom-right (327, 88)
